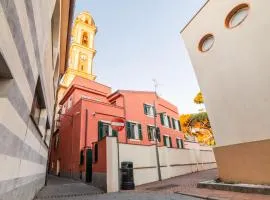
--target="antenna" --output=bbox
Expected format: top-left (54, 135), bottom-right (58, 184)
top-left (152, 79), bottom-right (161, 98)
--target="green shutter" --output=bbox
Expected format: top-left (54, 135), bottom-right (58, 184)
top-left (143, 104), bottom-right (147, 114)
top-left (163, 135), bottom-right (167, 146)
top-left (112, 129), bottom-right (118, 137)
top-left (178, 120), bottom-right (181, 131)
top-left (147, 126), bottom-right (151, 140)
top-left (126, 122), bottom-right (131, 138)
top-left (181, 139), bottom-right (184, 148)
top-left (98, 121), bottom-right (103, 140)
top-left (176, 139), bottom-right (179, 148)
top-left (172, 118), bottom-right (176, 129)
top-left (169, 137), bottom-right (172, 147)
top-left (160, 113), bottom-right (164, 125)
top-left (168, 116), bottom-right (171, 128)
top-left (138, 124), bottom-right (143, 140)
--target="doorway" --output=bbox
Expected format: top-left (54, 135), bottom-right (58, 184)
top-left (86, 149), bottom-right (92, 182)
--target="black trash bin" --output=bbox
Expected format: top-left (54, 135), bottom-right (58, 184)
top-left (121, 161), bottom-right (135, 190)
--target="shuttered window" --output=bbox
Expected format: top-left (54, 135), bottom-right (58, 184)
top-left (126, 121), bottom-right (143, 140)
top-left (143, 104), bottom-right (154, 117)
top-left (147, 125), bottom-right (156, 141)
top-left (172, 118), bottom-right (176, 129)
top-left (163, 135), bottom-right (172, 147)
top-left (160, 113), bottom-right (164, 125)
top-left (178, 120), bottom-right (182, 131)
top-left (176, 138), bottom-right (184, 149)
top-left (98, 121), bottom-right (116, 140)
top-left (167, 116), bottom-right (171, 128)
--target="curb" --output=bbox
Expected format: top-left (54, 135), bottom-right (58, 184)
top-left (175, 192), bottom-right (226, 200)
top-left (198, 181), bottom-right (270, 195)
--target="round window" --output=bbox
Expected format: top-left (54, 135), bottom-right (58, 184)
top-left (198, 34), bottom-right (215, 52)
top-left (226, 4), bottom-right (249, 28)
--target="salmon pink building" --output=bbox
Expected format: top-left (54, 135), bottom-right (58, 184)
top-left (50, 76), bottom-right (184, 181)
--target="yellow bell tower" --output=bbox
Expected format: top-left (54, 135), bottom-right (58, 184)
top-left (61, 11), bottom-right (97, 87)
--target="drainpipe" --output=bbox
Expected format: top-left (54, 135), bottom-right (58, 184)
top-left (84, 109), bottom-right (88, 148)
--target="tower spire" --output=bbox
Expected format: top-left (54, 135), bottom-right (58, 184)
top-left (61, 11), bottom-right (97, 87)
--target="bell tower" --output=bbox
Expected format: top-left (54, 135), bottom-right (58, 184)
top-left (61, 11), bottom-right (97, 87)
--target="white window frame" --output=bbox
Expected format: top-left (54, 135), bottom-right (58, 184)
top-left (163, 114), bottom-right (169, 127)
top-left (101, 120), bottom-right (113, 136)
top-left (130, 122), bottom-right (140, 140)
top-left (174, 118), bottom-right (180, 131)
top-left (176, 137), bottom-right (184, 149)
top-left (144, 103), bottom-right (154, 117)
top-left (164, 135), bottom-right (171, 148)
top-left (147, 125), bottom-right (156, 141)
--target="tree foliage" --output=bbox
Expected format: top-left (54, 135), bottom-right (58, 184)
top-left (194, 91), bottom-right (204, 104)
top-left (180, 112), bottom-right (215, 146)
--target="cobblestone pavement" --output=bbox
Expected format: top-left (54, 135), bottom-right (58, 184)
top-left (136, 169), bottom-right (270, 200)
top-left (35, 175), bottom-right (103, 200)
top-left (35, 175), bottom-right (202, 200)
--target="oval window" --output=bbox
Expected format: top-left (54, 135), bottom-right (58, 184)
top-left (198, 34), bottom-right (214, 52)
top-left (226, 4), bottom-right (249, 28)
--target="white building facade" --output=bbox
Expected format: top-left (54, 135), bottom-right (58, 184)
top-left (0, 0), bottom-right (74, 199)
top-left (181, 0), bottom-right (270, 184)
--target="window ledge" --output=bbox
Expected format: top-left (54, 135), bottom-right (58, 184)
top-left (128, 139), bottom-right (141, 141)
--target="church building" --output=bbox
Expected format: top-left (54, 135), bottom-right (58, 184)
top-left (50, 11), bottom-right (184, 182)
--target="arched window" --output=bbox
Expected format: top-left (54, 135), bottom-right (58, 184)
top-left (85, 19), bottom-right (89, 24)
top-left (81, 32), bottom-right (88, 46)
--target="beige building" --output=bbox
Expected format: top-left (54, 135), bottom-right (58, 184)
top-left (181, 0), bottom-right (270, 184)
top-left (0, 0), bottom-right (74, 199)
top-left (58, 11), bottom-right (97, 103)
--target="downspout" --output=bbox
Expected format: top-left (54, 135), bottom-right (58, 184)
top-left (84, 109), bottom-right (88, 148)
top-left (122, 94), bottom-right (128, 143)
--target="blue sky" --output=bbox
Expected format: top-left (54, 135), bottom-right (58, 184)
top-left (74, 0), bottom-right (206, 114)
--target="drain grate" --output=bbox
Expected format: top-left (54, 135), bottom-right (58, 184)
top-left (146, 184), bottom-right (179, 191)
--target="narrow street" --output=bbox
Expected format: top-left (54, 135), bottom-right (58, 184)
top-left (35, 175), bottom-right (202, 200)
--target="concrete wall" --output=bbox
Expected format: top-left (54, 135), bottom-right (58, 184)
top-left (0, 0), bottom-right (71, 199)
top-left (181, 0), bottom-right (270, 184)
top-left (105, 138), bottom-right (216, 192)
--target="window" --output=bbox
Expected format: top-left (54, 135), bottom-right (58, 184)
top-left (143, 104), bottom-right (154, 117)
top-left (98, 121), bottom-right (117, 140)
top-left (172, 118), bottom-right (181, 131)
top-left (81, 32), bottom-right (89, 46)
top-left (147, 125), bottom-right (156, 141)
top-left (126, 122), bottom-right (142, 140)
top-left (225, 4), bottom-right (249, 29)
top-left (160, 113), bottom-right (171, 128)
top-left (80, 150), bottom-right (84, 165)
top-left (54, 134), bottom-right (59, 150)
top-left (62, 105), bottom-right (66, 114)
top-left (176, 138), bottom-right (184, 149)
top-left (199, 34), bottom-right (214, 52)
top-left (31, 78), bottom-right (46, 126)
top-left (67, 97), bottom-right (72, 109)
top-left (163, 135), bottom-right (172, 147)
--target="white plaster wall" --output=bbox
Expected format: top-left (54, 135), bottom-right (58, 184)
top-left (106, 137), bottom-right (119, 192)
top-left (118, 142), bottom-right (216, 187)
top-left (181, 0), bottom-right (270, 147)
